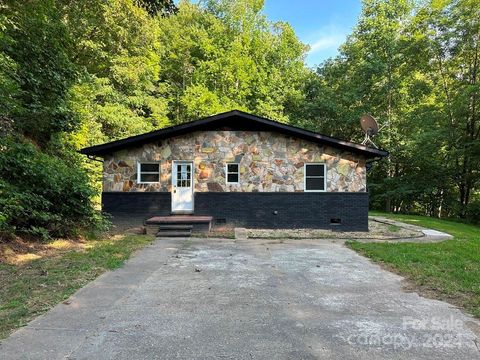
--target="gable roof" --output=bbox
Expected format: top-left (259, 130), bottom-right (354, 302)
top-left (80, 110), bottom-right (388, 158)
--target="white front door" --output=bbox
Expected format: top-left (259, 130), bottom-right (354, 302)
top-left (172, 161), bottom-right (194, 213)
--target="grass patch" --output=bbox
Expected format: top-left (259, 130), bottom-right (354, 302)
top-left (369, 211), bottom-right (479, 238)
top-left (349, 212), bottom-right (480, 317)
top-left (0, 234), bottom-right (153, 339)
top-left (191, 229), bottom-right (235, 239)
top-left (387, 224), bottom-right (401, 233)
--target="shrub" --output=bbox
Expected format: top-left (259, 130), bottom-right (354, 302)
top-left (466, 200), bottom-right (480, 225)
top-left (0, 136), bottom-right (107, 240)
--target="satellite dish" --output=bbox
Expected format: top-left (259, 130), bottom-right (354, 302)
top-left (360, 114), bottom-right (379, 136)
top-left (360, 114), bottom-right (379, 148)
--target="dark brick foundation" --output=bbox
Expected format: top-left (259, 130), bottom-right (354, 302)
top-left (195, 192), bottom-right (369, 231)
top-left (102, 192), bottom-right (170, 231)
top-left (102, 191), bottom-right (369, 231)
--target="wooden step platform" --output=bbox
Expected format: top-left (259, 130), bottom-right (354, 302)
top-left (146, 216), bottom-right (212, 224)
top-left (145, 215), bottom-right (212, 236)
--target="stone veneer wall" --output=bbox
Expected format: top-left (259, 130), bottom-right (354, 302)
top-left (102, 131), bottom-right (367, 193)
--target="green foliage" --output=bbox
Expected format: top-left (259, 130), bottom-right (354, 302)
top-left (0, 12), bottom-right (19, 118)
top-left (302, 0), bottom-right (480, 220)
top-left (1, 0), bottom-right (178, 242)
top-left (466, 199), bottom-right (480, 225)
top-left (136, 0), bottom-right (177, 16)
top-left (0, 137), bottom-right (104, 239)
top-left (1, 0), bottom-right (77, 146)
top-left (157, 0), bottom-right (309, 123)
top-left (63, 0), bottom-right (170, 149)
top-left (407, 0), bottom-right (480, 217)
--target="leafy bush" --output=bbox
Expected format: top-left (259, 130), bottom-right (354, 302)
top-left (0, 136), bottom-right (108, 240)
top-left (466, 200), bottom-right (480, 225)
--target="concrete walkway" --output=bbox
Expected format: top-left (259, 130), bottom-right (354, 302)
top-left (0, 238), bottom-right (478, 359)
top-left (362, 217), bottom-right (454, 243)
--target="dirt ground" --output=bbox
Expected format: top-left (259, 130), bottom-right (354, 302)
top-left (0, 237), bottom-right (89, 265)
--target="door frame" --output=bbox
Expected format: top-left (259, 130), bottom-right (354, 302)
top-left (171, 160), bottom-right (194, 214)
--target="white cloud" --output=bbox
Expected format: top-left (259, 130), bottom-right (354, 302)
top-left (309, 33), bottom-right (346, 53)
top-left (304, 24), bottom-right (349, 57)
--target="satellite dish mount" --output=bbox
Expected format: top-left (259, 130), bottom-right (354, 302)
top-left (360, 114), bottom-right (379, 148)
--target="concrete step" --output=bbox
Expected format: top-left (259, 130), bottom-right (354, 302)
top-left (146, 215), bottom-right (212, 234)
top-left (158, 224), bottom-right (194, 230)
top-left (156, 230), bottom-right (192, 238)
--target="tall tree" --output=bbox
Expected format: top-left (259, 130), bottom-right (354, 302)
top-left (62, 0), bottom-right (170, 149)
top-left (1, 0), bottom-right (77, 146)
top-left (136, 0), bottom-right (177, 16)
top-left (0, 1), bottom-right (103, 239)
top-left (300, 0), bottom-right (413, 212)
top-left (306, 0), bottom-right (480, 220)
top-left (156, 0), bottom-right (309, 123)
top-left (407, 0), bottom-right (480, 217)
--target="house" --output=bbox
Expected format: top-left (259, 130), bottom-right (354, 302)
top-left (81, 110), bottom-right (388, 233)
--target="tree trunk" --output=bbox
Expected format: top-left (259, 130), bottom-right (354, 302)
top-left (437, 188), bottom-right (444, 218)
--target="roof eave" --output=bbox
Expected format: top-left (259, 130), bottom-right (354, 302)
top-left (80, 110), bottom-right (389, 158)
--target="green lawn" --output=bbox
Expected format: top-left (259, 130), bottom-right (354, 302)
top-left (349, 213), bottom-right (480, 317)
top-left (0, 234), bottom-right (153, 339)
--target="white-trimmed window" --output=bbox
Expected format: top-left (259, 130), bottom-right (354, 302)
top-left (304, 163), bottom-right (326, 192)
top-left (225, 163), bottom-right (240, 184)
top-left (137, 162), bottom-right (160, 183)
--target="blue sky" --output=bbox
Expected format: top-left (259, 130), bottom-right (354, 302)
top-left (263, 0), bottom-right (361, 67)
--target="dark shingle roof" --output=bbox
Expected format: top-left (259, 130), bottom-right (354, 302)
top-left (80, 110), bottom-right (388, 158)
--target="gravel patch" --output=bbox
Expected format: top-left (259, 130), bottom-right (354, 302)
top-left (247, 219), bottom-right (421, 240)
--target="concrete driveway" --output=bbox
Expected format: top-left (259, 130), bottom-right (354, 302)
top-left (1, 238), bottom-right (479, 359)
